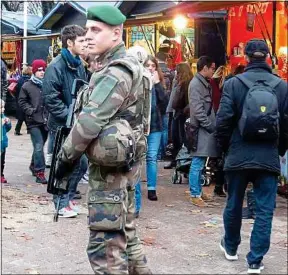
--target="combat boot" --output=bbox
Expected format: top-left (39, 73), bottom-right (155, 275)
top-left (128, 264), bottom-right (152, 274)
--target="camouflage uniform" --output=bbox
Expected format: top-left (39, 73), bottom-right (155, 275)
top-left (60, 42), bottom-right (151, 274)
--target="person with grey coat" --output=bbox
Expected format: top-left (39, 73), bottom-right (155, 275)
top-left (188, 56), bottom-right (219, 207)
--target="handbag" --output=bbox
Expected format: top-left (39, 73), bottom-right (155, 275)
top-left (7, 82), bottom-right (17, 95)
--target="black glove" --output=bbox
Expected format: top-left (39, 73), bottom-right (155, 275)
top-left (55, 158), bottom-right (74, 180)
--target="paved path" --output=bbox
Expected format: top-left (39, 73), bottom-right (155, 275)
top-left (2, 120), bottom-right (287, 274)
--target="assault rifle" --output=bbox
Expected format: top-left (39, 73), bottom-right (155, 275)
top-left (47, 79), bottom-right (88, 222)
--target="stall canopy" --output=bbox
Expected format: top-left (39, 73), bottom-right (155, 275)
top-left (36, 1), bottom-right (137, 30)
top-left (164, 1), bottom-right (254, 16)
top-left (1, 11), bottom-right (50, 35)
top-left (125, 1), bottom-right (253, 26)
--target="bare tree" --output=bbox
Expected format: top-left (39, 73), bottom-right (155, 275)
top-left (28, 1), bottom-right (43, 16)
top-left (42, 1), bottom-right (55, 16)
top-left (1, 1), bottom-right (24, 12)
top-left (2, 1), bottom-right (55, 16)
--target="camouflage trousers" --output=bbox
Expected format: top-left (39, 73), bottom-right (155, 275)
top-left (87, 161), bottom-right (151, 275)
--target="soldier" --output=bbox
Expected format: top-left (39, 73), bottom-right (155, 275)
top-left (54, 5), bottom-right (152, 275)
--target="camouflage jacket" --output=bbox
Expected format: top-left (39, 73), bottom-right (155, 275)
top-left (61, 42), bottom-right (147, 163)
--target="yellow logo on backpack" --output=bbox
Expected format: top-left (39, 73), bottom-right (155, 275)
top-left (260, 106), bottom-right (266, 113)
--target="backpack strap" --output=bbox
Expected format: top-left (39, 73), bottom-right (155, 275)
top-left (235, 74), bottom-right (254, 89)
top-left (268, 78), bottom-right (282, 89)
top-left (236, 74), bottom-right (282, 90)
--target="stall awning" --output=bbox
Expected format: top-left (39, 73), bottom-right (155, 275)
top-left (125, 1), bottom-right (254, 26)
top-left (164, 1), bottom-right (254, 16)
top-left (129, 1), bottom-right (178, 17)
top-left (36, 1), bottom-right (137, 30)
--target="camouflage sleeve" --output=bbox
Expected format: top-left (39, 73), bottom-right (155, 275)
top-left (61, 66), bottom-right (133, 162)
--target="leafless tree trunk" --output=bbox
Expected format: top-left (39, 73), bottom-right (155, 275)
top-left (1, 1), bottom-right (24, 12)
top-left (42, 1), bottom-right (55, 16)
top-left (2, 1), bottom-right (55, 16)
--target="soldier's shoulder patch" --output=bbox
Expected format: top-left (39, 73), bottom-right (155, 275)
top-left (89, 74), bottom-right (119, 106)
top-left (108, 64), bottom-right (133, 80)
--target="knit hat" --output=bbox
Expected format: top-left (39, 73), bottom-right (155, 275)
top-left (32, 59), bottom-right (47, 74)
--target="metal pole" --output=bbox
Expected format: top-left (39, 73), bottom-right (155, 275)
top-left (23, 1), bottom-right (28, 65)
top-left (140, 26), bottom-right (155, 55)
top-left (272, 1), bottom-right (277, 65)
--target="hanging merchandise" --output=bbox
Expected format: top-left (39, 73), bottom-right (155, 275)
top-left (246, 12), bottom-right (256, 32)
top-left (278, 47), bottom-right (288, 80)
top-left (167, 40), bottom-right (182, 70)
top-left (2, 41), bottom-right (17, 67)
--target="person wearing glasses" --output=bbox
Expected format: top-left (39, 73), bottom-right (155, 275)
top-left (188, 56), bottom-right (220, 207)
top-left (18, 59), bottom-right (49, 184)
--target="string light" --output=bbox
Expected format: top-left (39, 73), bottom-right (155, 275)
top-left (173, 15), bottom-right (188, 30)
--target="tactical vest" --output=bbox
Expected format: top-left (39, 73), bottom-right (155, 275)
top-left (75, 56), bottom-right (152, 170)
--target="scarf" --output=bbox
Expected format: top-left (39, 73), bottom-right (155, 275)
top-left (30, 75), bottom-right (43, 88)
top-left (61, 48), bottom-right (82, 69)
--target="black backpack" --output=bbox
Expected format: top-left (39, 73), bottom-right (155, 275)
top-left (236, 74), bottom-right (282, 141)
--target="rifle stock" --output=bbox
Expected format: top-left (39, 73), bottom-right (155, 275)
top-left (47, 79), bottom-right (88, 222)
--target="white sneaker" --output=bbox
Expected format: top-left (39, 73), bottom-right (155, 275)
top-left (58, 206), bottom-right (77, 218)
top-left (69, 200), bottom-right (80, 214)
top-left (83, 172), bottom-right (89, 181)
top-left (80, 171), bottom-right (89, 184)
top-left (220, 238), bottom-right (238, 261)
top-left (46, 154), bottom-right (52, 167)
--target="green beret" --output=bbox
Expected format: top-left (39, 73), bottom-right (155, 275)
top-left (87, 5), bottom-right (126, 26)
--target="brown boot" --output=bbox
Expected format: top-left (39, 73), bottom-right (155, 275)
top-left (201, 192), bottom-right (213, 202)
top-left (190, 197), bottom-right (207, 207)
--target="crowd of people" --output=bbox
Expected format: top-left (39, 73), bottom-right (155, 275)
top-left (1, 4), bottom-right (288, 275)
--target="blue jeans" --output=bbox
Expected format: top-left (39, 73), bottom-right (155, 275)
top-left (29, 126), bottom-right (48, 172)
top-left (53, 155), bottom-right (88, 209)
top-left (223, 170), bottom-right (278, 265)
top-left (135, 181), bottom-right (142, 213)
top-left (188, 157), bottom-right (206, 197)
top-left (146, 132), bottom-right (162, 191)
top-left (158, 114), bottom-right (168, 159)
top-left (47, 130), bottom-right (56, 155)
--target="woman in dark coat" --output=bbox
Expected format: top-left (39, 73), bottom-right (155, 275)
top-left (14, 66), bottom-right (32, 135)
top-left (164, 62), bottom-right (193, 169)
top-left (18, 60), bottom-right (48, 184)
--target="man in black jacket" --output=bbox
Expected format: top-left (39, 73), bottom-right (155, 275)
top-left (216, 39), bottom-right (288, 274)
top-left (43, 25), bottom-right (88, 218)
